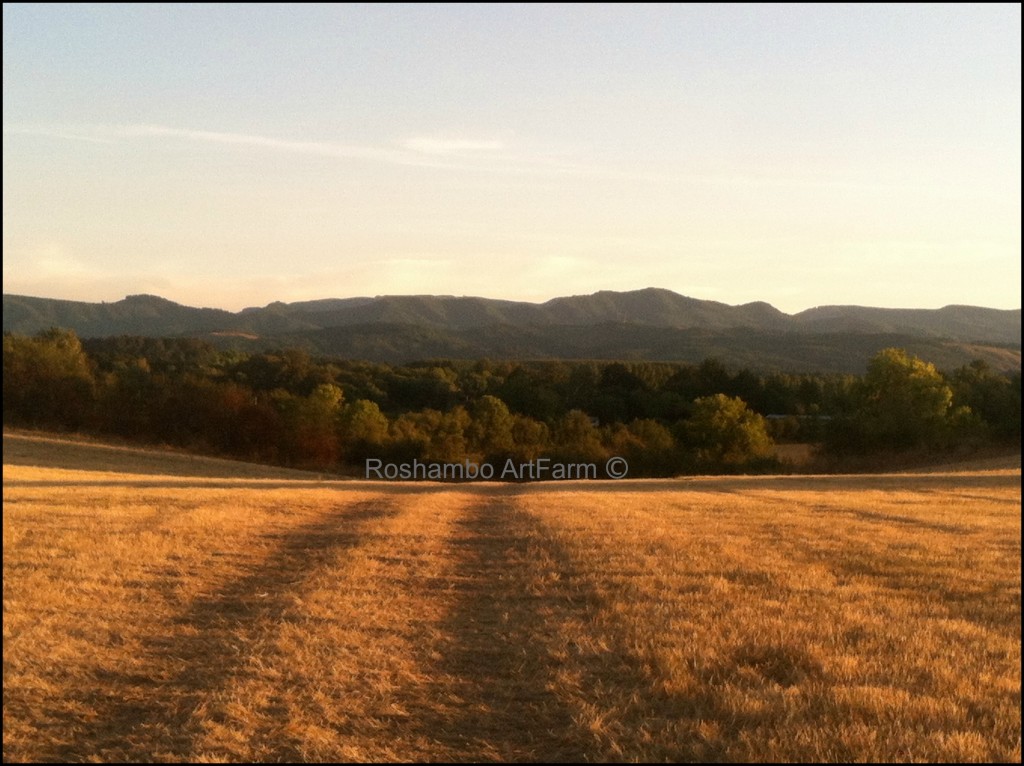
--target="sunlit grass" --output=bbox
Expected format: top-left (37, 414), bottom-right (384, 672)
top-left (3, 432), bottom-right (1020, 762)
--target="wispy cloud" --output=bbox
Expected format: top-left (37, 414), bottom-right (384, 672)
top-left (3, 122), bottom-right (605, 178)
top-left (119, 123), bottom-right (412, 164)
top-left (4, 122), bottom-right (554, 174)
top-left (402, 137), bottom-right (505, 155)
top-left (3, 122), bottom-right (982, 199)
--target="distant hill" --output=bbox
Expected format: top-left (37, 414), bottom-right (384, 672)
top-left (2, 294), bottom-right (240, 336)
top-left (793, 304), bottom-right (1022, 343)
top-left (4, 289), bottom-right (1020, 372)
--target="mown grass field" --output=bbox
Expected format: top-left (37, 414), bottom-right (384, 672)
top-left (3, 431), bottom-right (1021, 762)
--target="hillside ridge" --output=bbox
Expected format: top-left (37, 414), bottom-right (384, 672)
top-left (4, 289), bottom-right (1020, 371)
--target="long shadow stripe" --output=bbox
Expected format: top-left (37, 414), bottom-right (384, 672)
top-left (414, 496), bottom-right (727, 762)
top-left (45, 497), bottom-right (398, 763)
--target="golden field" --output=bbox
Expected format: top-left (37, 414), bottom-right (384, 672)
top-left (3, 431), bottom-right (1021, 762)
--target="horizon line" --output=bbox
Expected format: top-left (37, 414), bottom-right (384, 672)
top-left (3, 288), bottom-right (1020, 316)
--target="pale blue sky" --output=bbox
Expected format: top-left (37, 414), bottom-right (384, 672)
top-left (3, 3), bottom-right (1020, 312)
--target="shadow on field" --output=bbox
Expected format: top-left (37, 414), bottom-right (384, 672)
top-left (919, 488), bottom-right (1023, 505)
top-left (43, 498), bottom-right (397, 763)
top-left (823, 507), bottom-right (970, 535)
top-left (417, 498), bottom-right (730, 762)
top-left (757, 518), bottom-right (1021, 640)
top-left (412, 499), bottom-right (589, 761)
top-left (729, 491), bottom-right (979, 536)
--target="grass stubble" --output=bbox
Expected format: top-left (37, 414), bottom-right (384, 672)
top-left (3, 432), bottom-right (1020, 762)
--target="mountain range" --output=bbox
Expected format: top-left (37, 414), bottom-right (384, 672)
top-left (4, 289), bottom-right (1020, 373)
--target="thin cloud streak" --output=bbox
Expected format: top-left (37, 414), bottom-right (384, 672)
top-left (403, 137), bottom-right (506, 155)
top-left (3, 122), bottom-right (985, 198)
top-left (4, 122), bottom-right (579, 175)
top-left (120, 123), bottom-right (412, 164)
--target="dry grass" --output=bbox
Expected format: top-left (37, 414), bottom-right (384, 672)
top-left (3, 432), bottom-right (1020, 762)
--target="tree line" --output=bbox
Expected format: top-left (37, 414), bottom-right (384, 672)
top-left (3, 329), bottom-right (1019, 477)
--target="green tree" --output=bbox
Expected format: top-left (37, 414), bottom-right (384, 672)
top-left (553, 409), bottom-right (607, 463)
top-left (3, 328), bottom-right (95, 429)
top-left (276, 383), bottom-right (344, 467)
top-left (950, 360), bottom-right (1021, 443)
top-left (850, 348), bottom-right (953, 450)
top-left (607, 418), bottom-right (680, 476)
top-left (510, 415), bottom-right (550, 461)
top-left (467, 395), bottom-right (515, 458)
top-left (686, 394), bottom-right (774, 470)
top-left (388, 411), bottom-right (431, 461)
top-left (340, 399), bottom-right (390, 461)
top-left (385, 406), bottom-right (471, 462)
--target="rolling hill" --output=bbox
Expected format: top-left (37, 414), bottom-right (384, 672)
top-left (3, 289), bottom-right (1020, 372)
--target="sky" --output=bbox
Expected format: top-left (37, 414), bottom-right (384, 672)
top-left (3, 3), bottom-right (1021, 313)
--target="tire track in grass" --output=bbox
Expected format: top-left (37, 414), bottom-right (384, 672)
top-left (187, 488), bottom-right (471, 763)
top-left (413, 492), bottom-right (725, 762)
top-left (43, 496), bottom-right (398, 763)
top-left (412, 495), bottom-right (592, 761)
